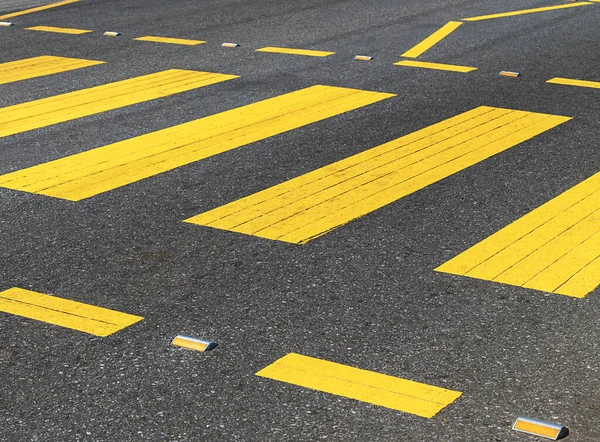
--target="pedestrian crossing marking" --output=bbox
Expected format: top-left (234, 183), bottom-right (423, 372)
top-left (134, 36), bottom-right (206, 46)
top-left (0, 85), bottom-right (393, 201)
top-left (256, 47), bottom-right (335, 57)
top-left (0, 69), bottom-right (237, 139)
top-left (0, 287), bottom-right (143, 336)
top-left (0, 0), bottom-right (79, 20)
top-left (547, 77), bottom-right (600, 90)
top-left (0, 55), bottom-right (104, 85)
top-left (462, 2), bottom-right (592, 21)
top-left (394, 60), bottom-right (476, 73)
top-left (436, 170), bottom-right (600, 298)
top-left (401, 21), bottom-right (463, 58)
top-left (256, 353), bottom-right (462, 418)
top-left (186, 106), bottom-right (570, 244)
top-left (26, 25), bottom-right (92, 35)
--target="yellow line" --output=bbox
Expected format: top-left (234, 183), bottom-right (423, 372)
top-left (26, 25), bottom-right (92, 35)
top-left (256, 353), bottom-right (462, 418)
top-left (256, 46), bottom-right (335, 57)
top-left (547, 77), bottom-right (600, 89)
top-left (0, 69), bottom-right (237, 140)
top-left (463, 2), bottom-right (592, 21)
top-left (0, 55), bottom-right (104, 85)
top-left (401, 21), bottom-right (462, 58)
top-left (0, 85), bottom-right (393, 201)
top-left (394, 60), bottom-right (476, 73)
top-left (134, 35), bottom-right (206, 46)
top-left (0, 0), bottom-right (80, 20)
top-left (0, 287), bottom-right (143, 336)
top-left (187, 107), bottom-right (570, 244)
top-left (435, 171), bottom-right (600, 299)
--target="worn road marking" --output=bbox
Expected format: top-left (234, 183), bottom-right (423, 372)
top-left (256, 47), bottom-right (335, 57)
top-left (134, 35), bottom-right (206, 45)
top-left (26, 25), bottom-right (91, 35)
top-left (0, 287), bottom-right (143, 336)
top-left (0, 0), bottom-right (79, 20)
top-left (401, 21), bottom-right (462, 58)
top-left (0, 69), bottom-right (237, 139)
top-left (188, 107), bottom-right (570, 244)
top-left (437, 170), bottom-right (600, 299)
top-left (256, 353), bottom-right (462, 418)
top-left (0, 85), bottom-right (393, 201)
top-left (0, 55), bottom-right (103, 85)
top-left (394, 60), bottom-right (476, 73)
top-left (547, 77), bottom-right (600, 90)
top-left (463, 2), bottom-right (592, 21)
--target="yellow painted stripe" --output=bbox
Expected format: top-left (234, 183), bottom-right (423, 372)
top-left (0, 0), bottom-right (79, 20)
top-left (256, 353), bottom-right (462, 418)
top-left (401, 21), bottom-right (462, 58)
top-left (0, 85), bottom-right (393, 201)
top-left (256, 47), bottom-right (335, 57)
top-left (0, 69), bottom-right (237, 140)
top-left (394, 60), bottom-right (476, 73)
top-left (0, 287), bottom-right (143, 336)
top-left (134, 35), bottom-right (206, 46)
top-left (187, 107), bottom-right (570, 244)
top-left (26, 25), bottom-right (91, 35)
top-left (463, 2), bottom-right (592, 21)
top-left (547, 77), bottom-right (600, 89)
top-left (435, 170), bottom-right (600, 299)
top-left (0, 55), bottom-right (104, 85)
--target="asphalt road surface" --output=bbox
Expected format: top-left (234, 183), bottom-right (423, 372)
top-left (1, 0), bottom-right (600, 440)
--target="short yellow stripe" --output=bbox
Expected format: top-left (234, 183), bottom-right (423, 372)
top-left (0, 287), bottom-right (143, 336)
top-left (134, 35), bottom-right (206, 46)
top-left (436, 170), bottom-right (600, 299)
top-left (0, 69), bottom-right (237, 139)
top-left (547, 77), bottom-right (600, 89)
top-left (256, 47), bottom-right (335, 57)
top-left (401, 21), bottom-right (462, 58)
top-left (0, 85), bottom-right (393, 200)
top-left (0, 55), bottom-right (104, 85)
top-left (0, 0), bottom-right (79, 20)
top-left (26, 25), bottom-right (91, 35)
top-left (394, 60), bottom-right (476, 73)
top-left (188, 107), bottom-right (570, 244)
top-left (463, 2), bottom-right (592, 21)
top-left (256, 353), bottom-right (462, 418)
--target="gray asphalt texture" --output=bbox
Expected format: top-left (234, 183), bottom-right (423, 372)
top-left (0, 0), bottom-right (599, 441)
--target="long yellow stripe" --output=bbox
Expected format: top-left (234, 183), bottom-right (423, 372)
top-left (547, 77), bottom-right (600, 89)
top-left (0, 287), bottom-right (143, 336)
top-left (401, 21), bottom-right (462, 58)
top-left (256, 353), bottom-right (462, 418)
top-left (0, 69), bottom-right (237, 139)
top-left (256, 47), bottom-right (335, 57)
top-left (0, 55), bottom-right (104, 85)
top-left (463, 2), bottom-right (592, 21)
top-left (394, 60), bottom-right (476, 73)
top-left (188, 107), bottom-right (570, 244)
top-left (0, 0), bottom-right (79, 20)
top-left (26, 25), bottom-right (91, 34)
top-left (134, 35), bottom-right (206, 46)
top-left (0, 85), bottom-right (394, 200)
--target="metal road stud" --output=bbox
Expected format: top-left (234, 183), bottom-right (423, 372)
top-left (222, 42), bottom-right (240, 48)
top-left (354, 55), bottom-right (373, 61)
top-left (500, 70), bottom-right (520, 77)
top-left (103, 31), bottom-right (121, 37)
top-left (512, 417), bottom-right (568, 440)
top-left (171, 335), bottom-right (217, 352)
top-left (0, 22), bottom-right (14, 26)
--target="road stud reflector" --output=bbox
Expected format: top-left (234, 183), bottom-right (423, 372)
top-left (103, 31), bottom-right (121, 37)
top-left (500, 70), bottom-right (520, 77)
top-left (171, 335), bottom-right (217, 352)
top-left (355, 55), bottom-right (373, 61)
top-left (0, 22), bottom-right (14, 27)
top-left (222, 42), bottom-right (240, 48)
top-left (512, 417), bottom-right (568, 440)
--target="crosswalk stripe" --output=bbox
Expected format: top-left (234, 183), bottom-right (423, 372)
top-left (26, 25), bottom-right (92, 35)
top-left (0, 287), bottom-right (143, 336)
top-left (256, 353), bottom-right (462, 418)
top-left (0, 85), bottom-right (394, 201)
top-left (0, 69), bottom-right (238, 139)
top-left (436, 171), bottom-right (600, 298)
top-left (0, 55), bottom-right (104, 85)
top-left (186, 106), bottom-right (571, 244)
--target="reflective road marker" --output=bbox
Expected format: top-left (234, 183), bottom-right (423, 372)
top-left (0, 55), bottom-right (104, 85)
top-left (437, 169), bottom-right (600, 299)
top-left (463, 2), bottom-right (592, 21)
top-left (0, 85), bottom-right (393, 201)
top-left (0, 69), bottom-right (237, 139)
top-left (172, 335), bottom-right (217, 352)
top-left (513, 417), bottom-right (568, 440)
top-left (256, 47), bottom-right (335, 57)
top-left (134, 35), bottom-right (206, 46)
top-left (256, 353), bottom-right (462, 418)
top-left (26, 25), bottom-right (92, 35)
top-left (547, 77), bottom-right (600, 90)
top-left (188, 106), bottom-right (570, 244)
top-left (401, 21), bottom-right (462, 58)
top-left (0, 287), bottom-right (143, 336)
top-left (394, 60), bottom-right (476, 73)
top-left (0, 0), bottom-right (79, 20)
